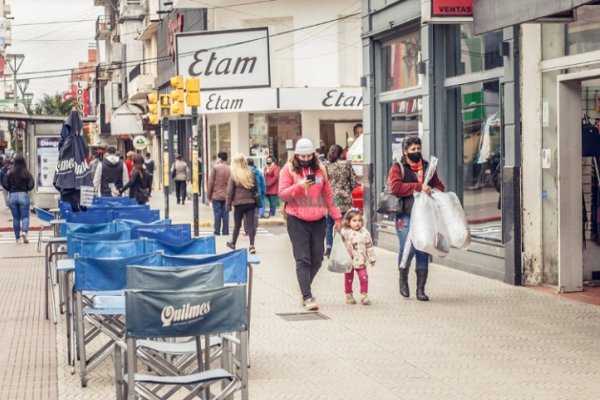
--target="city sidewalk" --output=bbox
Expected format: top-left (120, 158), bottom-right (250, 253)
top-left (1, 197), bottom-right (600, 399)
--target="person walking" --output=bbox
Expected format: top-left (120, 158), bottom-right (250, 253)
top-left (1, 155), bottom-right (35, 243)
top-left (279, 138), bottom-right (342, 311)
top-left (324, 144), bottom-right (358, 257)
top-left (125, 151), bottom-right (135, 178)
top-left (0, 157), bottom-right (11, 208)
top-left (388, 136), bottom-right (445, 301)
top-left (225, 154), bottom-right (258, 254)
top-left (263, 155), bottom-right (280, 217)
top-left (144, 152), bottom-right (155, 190)
top-left (171, 155), bottom-right (190, 205)
top-left (118, 154), bottom-right (151, 204)
top-left (207, 152), bottom-right (231, 235)
top-left (94, 146), bottom-right (129, 196)
top-left (340, 208), bottom-right (375, 306)
top-left (247, 158), bottom-right (266, 233)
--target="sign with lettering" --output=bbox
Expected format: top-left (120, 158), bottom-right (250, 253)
top-left (279, 88), bottom-right (363, 110)
top-left (36, 136), bottom-right (60, 193)
top-left (176, 27), bottom-right (270, 90)
top-left (71, 81), bottom-right (90, 116)
top-left (198, 88), bottom-right (277, 114)
top-left (431, 0), bottom-right (474, 16)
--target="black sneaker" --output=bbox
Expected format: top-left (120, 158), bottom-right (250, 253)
top-left (324, 248), bottom-right (331, 258)
top-left (249, 246), bottom-right (256, 254)
top-left (226, 241), bottom-right (235, 250)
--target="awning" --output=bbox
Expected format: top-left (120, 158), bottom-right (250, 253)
top-left (110, 103), bottom-right (144, 136)
top-left (473, 0), bottom-right (597, 34)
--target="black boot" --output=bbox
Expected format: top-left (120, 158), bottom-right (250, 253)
top-left (398, 267), bottom-right (409, 298)
top-left (416, 269), bottom-right (429, 301)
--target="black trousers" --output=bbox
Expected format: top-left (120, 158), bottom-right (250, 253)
top-left (175, 180), bottom-right (186, 203)
top-left (286, 215), bottom-right (326, 301)
top-left (232, 203), bottom-right (257, 246)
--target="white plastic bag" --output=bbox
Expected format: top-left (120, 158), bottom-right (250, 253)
top-left (186, 182), bottom-right (192, 200)
top-left (410, 191), bottom-right (450, 257)
top-left (328, 234), bottom-right (353, 273)
top-left (432, 190), bottom-right (471, 249)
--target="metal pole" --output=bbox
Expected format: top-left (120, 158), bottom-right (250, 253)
top-left (162, 118), bottom-right (170, 220)
top-left (191, 106), bottom-right (199, 237)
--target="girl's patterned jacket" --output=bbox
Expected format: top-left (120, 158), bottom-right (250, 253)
top-left (340, 227), bottom-right (376, 269)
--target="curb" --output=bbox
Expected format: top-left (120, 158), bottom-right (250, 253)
top-left (0, 226), bottom-right (48, 232)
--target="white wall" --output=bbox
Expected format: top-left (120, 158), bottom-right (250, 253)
top-left (204, 0), bottom-right (362, 88)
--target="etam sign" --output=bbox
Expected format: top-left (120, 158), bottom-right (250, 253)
top-left (176, 27), bottom-right (270, 90)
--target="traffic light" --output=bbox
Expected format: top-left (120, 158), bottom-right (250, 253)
top-left (159, 94), bottom-right (171, 118)
top-left (185, 78), bottom-right (200, 107)
top-left (147, 92), bottom-right (159, 125)
top-left (169, 76), bottom-right (185, 116)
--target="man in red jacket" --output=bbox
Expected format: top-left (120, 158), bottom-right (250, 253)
top-left (263, 155), bottom-right (280, 217)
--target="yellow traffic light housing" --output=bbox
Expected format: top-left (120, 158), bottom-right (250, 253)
top-left (146, 92), bottom-right (159, 125)
top-left (185, 78), bottom-right (200, 107)
top-left (170, 102), bottom-right (185, 116)
top-left (159, 94), bottom-right (171, 118)
top-left (170, 75), bottom-right (184, 89)
top-left (170, 89), bottom-right (184, 103)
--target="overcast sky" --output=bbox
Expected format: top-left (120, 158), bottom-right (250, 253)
top-left (10, 0), bottom-right (103, 106)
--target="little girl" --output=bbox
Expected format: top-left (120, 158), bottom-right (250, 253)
top-left (340, 208), bottom-right (376, 305)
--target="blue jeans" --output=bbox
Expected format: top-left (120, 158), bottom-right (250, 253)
top-left (212, 200), bottom-right (229, 235)
top-left (396, 214), bottom-right (429, 271)
top-left (266, 194), bottom-right (279, 216)
top-left (8, 192), bottom-right (30, 240)
top-left (325, 214), bottom-right (335, 249)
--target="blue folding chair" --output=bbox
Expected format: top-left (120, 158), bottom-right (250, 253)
top-left (34, 207), bottom-right (55, 252)
top-left (65, 210), bottom-right (114, 224)
top-left (144, 236), bottom-right (216, 256)
top-left (92, 196), bottom-right (136, 206)
top-left (114, 219), bottom-right (171, 231)
top-left (131, 223), bottom-right (191, 245)
top-left (88, 204), bottom-right (150, 212)
top-left (115, 209), bottom-right (160, 223)
top-left (67, 230), bottom-right (132, 258)
top-left (161, 250), bottom-right (248, 284)
top-left (117, 286), bottom-right (249, 400)
top-left (66, 222), bottom-right (116, 235)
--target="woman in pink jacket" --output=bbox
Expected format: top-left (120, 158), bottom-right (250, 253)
top-left (279, 138), bottom-right (342, 311)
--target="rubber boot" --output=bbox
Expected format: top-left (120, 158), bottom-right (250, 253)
top-left (398, 267), bottom-right (410, 298)
top-left (416, 269), bottom-right (429, 301)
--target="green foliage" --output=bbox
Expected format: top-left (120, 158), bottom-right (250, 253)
top-left (33, 94), bottom-right (74, 116)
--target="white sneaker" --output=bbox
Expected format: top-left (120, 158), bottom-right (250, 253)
top-left (21, 232), bottom-right (29, 244)
top-left (303, 297), bottom-right (319, 311)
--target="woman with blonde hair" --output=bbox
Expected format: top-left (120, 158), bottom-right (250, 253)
top-left (226, 154), bottom-right (258, 254)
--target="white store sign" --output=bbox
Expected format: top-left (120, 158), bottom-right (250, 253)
top-left (176, 27), bottom-right (270, 90)
top-left (279, 88), bottom-right (363, 110)
top-left (198, 89), bottom-right (277, 114)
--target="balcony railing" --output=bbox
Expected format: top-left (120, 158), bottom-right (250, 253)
top-left (95, 16), bottom-right (111, 41)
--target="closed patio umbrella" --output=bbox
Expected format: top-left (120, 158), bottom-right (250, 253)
top-left (53, 109), bottom-right (92, 211)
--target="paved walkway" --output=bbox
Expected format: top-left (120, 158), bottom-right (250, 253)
top-left (1, 196), bottom-right (600, 399)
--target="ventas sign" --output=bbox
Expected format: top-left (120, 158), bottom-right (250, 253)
top-left (431, 0), bottom-right (474, 17)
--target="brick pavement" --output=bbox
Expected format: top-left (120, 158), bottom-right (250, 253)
top-left (2, 197), bottom-right (600, 399)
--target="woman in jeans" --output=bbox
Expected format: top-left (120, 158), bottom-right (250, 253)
top-left (279, 138), bottom-right (342, 311)
top-left (226, 154), bottom-right (258, 254)
top-left (324, 144), bottom-right (358, 257)
top-left (1, 155), bottom-right (35, 243)
top-left (388, 136), bottom-right (444, 301)
top-left (170, 154), bottom-right (190, 204)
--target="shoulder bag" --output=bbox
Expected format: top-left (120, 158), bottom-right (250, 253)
top-left (377, 162), bottom-right (404, 215)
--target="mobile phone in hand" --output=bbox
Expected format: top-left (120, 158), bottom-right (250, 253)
top-left (306, 173), bottom-right (315, 182)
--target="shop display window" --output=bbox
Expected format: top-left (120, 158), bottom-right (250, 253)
top-left (381, 30), bottom-right (421, 92)
top-left (447, 24), bottom-right (503, 77)
top-left (451, 80), bottom-right (502, 244)
top-left (208, 123), bottom-right (231, 170)
top-left (389, 98), bottom-right (422, 162)
top-left (249, 112), bottom-right (301, 166)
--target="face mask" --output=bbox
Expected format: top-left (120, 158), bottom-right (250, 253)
top-left (298, 159), bottom-right (312, 168)
top-left (267, 161), bottom-right (272, 165)
top-left (407, 152), bottom-right (422, 162)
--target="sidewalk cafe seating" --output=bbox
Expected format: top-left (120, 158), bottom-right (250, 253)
top-left (34, 207), bottom-right (55, 252)
top-left (131, 224), bottom-right (191, 245)
top-left (92, 196), bottom-right (137, 206)
top-left (115, 209), bottom-right (160, 223)
top-left (116, 285), bottom-right (248, 400)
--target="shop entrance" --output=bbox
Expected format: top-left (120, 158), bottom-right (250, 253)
top-left (557, 68), bottom-right (600, 292)
top-left (319, 120), bottom-right (362, 155)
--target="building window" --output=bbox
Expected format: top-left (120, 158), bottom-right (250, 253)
top-left (249, 112), bottom-right (301, 166)
top-left (567, 6), bottom-right (600, 55)
top-left (449, 80), bottom-right (502, 244)
top-left (208, 123), bottom-right (231, 170)
top-left (381, 30), bottom-right (421, 92)
top-left (448, 24), bottom-right (503, 77)
top-left (389, 98), bottom-right (422, 162)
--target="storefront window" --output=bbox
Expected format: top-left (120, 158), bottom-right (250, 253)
top-left (448, 24), bottom-right (503, 77)
top-left (567, 6), bottom-right (600, 55)
top-left (389, 98), bottom-right (422, 162)
top-left (381, 30), bottom-right (421, 92)
top-left (208, 123), bottom-right (231, 170)
top-left (249, 112), bottom-right (301, 166)
top-left (453, 80), bottom-right (502, 244)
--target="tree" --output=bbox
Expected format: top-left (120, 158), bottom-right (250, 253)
top-left (33, 94), bottom-right (74, 116)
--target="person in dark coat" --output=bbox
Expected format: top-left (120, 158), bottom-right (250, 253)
top-left (388, 136), bottom-right (445, 301)
top-left (93, 146), bottom-right (129, 196)
top-left (119, 155), bottom-right (151, 204)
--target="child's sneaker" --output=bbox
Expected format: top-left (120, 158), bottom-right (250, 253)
top-left (303, 297), bottom-right (319, 311)
top-left (360, 293), bottom-right (371, 306)
top-left (345, 293), bottom-right (356, 305)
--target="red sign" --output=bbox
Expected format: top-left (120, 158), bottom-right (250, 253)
top-left (0, 53), bottom-right (4, 79)
top-left (71, 81), bottom-right (90, 116)
top-left (432, 0), bottom-right (474, 16)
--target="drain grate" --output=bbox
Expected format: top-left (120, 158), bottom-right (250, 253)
top-left (276, 312), bottom-right (329, 321)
